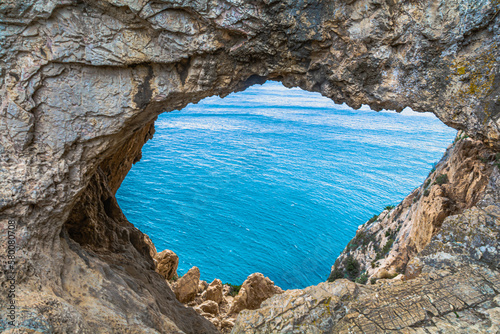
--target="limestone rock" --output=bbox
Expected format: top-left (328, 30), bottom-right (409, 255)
top-left (1, 0), bottom-right (500, 332)
top-left (229, 273), bottom-right (283, 314)
top-left (206, 279), bottom-right (223, 304)
top-left (198, 280), bottom-right (209, 293)
top-left (154, 249), bottom-right (179, 280)
top-left (199, 300), bottom-right (219, 315)
top-left (234, 206), bottom-right (500, 332)
top-left (175, 266), bottom-right (200, 303)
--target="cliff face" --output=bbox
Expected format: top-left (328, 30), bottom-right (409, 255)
top-left (0, 0), bottom-right (499, 332)
top-left (235, 136), bottom-right (500, 332)
top-left (331, 135), bottom-right (496, 282)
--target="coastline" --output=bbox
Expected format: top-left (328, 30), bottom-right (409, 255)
top-left (233, 135), bottom-right (500, 332)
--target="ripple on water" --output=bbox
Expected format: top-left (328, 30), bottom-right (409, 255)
top-left (116, 81), bottom-right (456, 289)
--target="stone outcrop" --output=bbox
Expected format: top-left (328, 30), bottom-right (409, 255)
top-left (174, 266), bottom-right (201, 304)
top-left (229, 273), bottom-right (283, 314)
top-left (0, 0), bottom-right (499, 332)
top-left (233, 193), bottom-right (500, 333)
top-left (206, 279), bottom-right (224, 305)
top-left (232, 135), bottom-right (500, 332)
top-left (155, 249), bottom-right (179, 280)
top-left (329, 135), bottom-right (497, 283)
top-left (174, 270), bottom-right (283, 333)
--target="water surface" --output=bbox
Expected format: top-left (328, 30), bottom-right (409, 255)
top-left (116, 81), bottom-right (456, 289)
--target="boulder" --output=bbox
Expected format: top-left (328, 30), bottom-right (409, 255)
top-left (198, 280), bottom-right (209, 293)
top-left (229, 273), bottom-right (283, 314)
top-left (199, 300), bottom-right (219, 315)
top-left (174, 266), bottom-right (200, 303)
top-left (154, 249), bottom-right (179, 280)
top-left (206, 279), bottom-right (223, 304)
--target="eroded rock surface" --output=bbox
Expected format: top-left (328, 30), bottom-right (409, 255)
top-left (206, 279), bottom-right (224, 305)
top-left (155, 249), bottom-right (179, 280)
top-left (233, 202), bottom-right (500, 333)
top-left (0, 0), bottom-right (499, 332)
top-left (175, 266), bottom-right (201, 304)
top-left (229, 273), bottom-right (283, 314)
top-left (176, 271), bottom-right (283, 333)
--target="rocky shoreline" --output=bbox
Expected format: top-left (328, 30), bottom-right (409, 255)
top-left (233, 135), bottom-right (500, 332)
top-left (1, 0), bottom-right (499, 332)
top-left (330, 133), bottom-right (496, 284)
top-left (138, 134), bottom-right (500, 333)
top-left (152, 247), bottom-right (283, 333)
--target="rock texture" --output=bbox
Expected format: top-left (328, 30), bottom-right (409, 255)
top-left (155, 249), bottom-right (179, 280)
top-left (175, 266), bottom-right (201, 304)
top-left (0, 0), bottom-right (499, 332)
top-left (176, 271), bottom-right (282, 333)
top-left (206, 279), bottom-right (224, 305)
top-left (233, 177), bottom-right (500, 333)
top-left (229, 273), bottom-right (283, 314)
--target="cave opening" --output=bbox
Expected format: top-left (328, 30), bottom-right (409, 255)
top-left (112, 81), bottom-right (457, 290)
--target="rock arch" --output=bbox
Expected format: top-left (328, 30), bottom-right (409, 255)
top-left (0, 0), bottom-right (499, 332)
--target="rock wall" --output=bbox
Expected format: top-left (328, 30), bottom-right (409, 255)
top-left (234, 137), bottom-right (500, 332)
top-left (329, 135), bottom-right (496, 283)
top-left (0, 0), bottom-right (499, 332)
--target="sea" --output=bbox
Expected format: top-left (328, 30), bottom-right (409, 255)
top-left (116, 81), bottom-right (457, 290)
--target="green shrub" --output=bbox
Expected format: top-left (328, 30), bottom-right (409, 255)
top-left (328, 265), bottom-right (344, 282)
top-left (224, 283), bottom-right (242, 297)
top-left (385, 229), bottom-right (391, 237)
top-left (424, 189), bottom-right (430, 197)
top-left (494, 153), bottom-right (500, 169)
top-left (384, 205), bottom-right (395, 211)
top-left (367, 215), bottom-right (378, 225)
top-left (351, 230), bottom-right (373, 248)
top-left (344, 255), bottom-right (360, 280)
top-left (353, 231), bottom-right (365, 242)
top-left (435, 174), bottom-right (448, 185)
top-left (355, 272), bottom-right (368, 285)
top-left (382, 238), bottom-right (395, 254)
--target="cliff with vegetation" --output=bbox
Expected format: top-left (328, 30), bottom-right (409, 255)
top-left (235, 134), bottom-right (500, 332)
top-left (0, 0), bottom-right (499, 332)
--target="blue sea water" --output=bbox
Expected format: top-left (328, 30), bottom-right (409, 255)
top-left (116, 81), bottom-right (457, 290)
